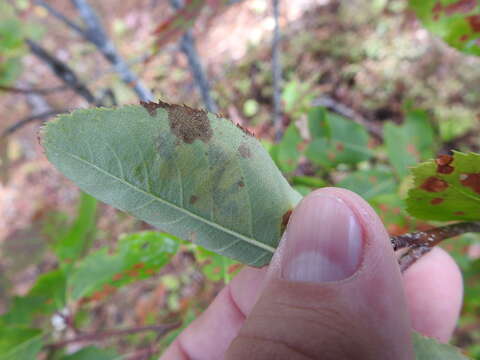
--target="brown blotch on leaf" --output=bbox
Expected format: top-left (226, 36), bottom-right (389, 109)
top-left (430, 198), bottom-right (444, 205)
top-left (420, 176), bottom-right (448, 192)
top-left (189, 195), bottom-right (198, 204)
top-left (142, 100), bottom-right (213, 144)
top-left (336, 142), bottom-right (345, 151)
top-left (454, 211), bottom-right (465, 216)
top-left (238, 143), bottom-right (252, 158)
top-left (436, 154), bottom-right (454, 174)
top-left (460, 173), bottom-right (480, 194)
top-left (238, 180), bottom-right (245, 187)
top-left (468, 14), bottom-right (480, 32)
top-left (459, 34), bottom-right (469, 42)
top-left (281, 209), bottom-right (293, 233)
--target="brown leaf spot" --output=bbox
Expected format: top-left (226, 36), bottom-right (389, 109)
top-left (459, 34), bottom-right (469, 42)
top-left (189, 195), bottom-right (198, 204)
top-left (142, 101), bottom-right (213, 144)
top-left (445, 0), bottom-right (476, 15)
top-left (407, 143), bottom-right (419, 157)
top-left (238, 180), bottom-right (245, 187)
top-left (281, 209), bottom-right (293, 233)
top-left (468, 14), bottom-right (480, 32)
top-left (454, 211), bottom-right (465, 216)
top-left (436, 154), bottom-right (454, 174)
top-left (336, 142), bottom-right (345, 151)
top-left (126, 269), bottom-right (140, 277)
top-left (145, 269), bottom-right (155, 275)
top-left (327, 152), bottom-right (336, 160)
top-left (460, 173), bottom-right (480, 194)
top-left (369, 176), bottom-right (378, 184)
top-left (430, 197), bottom-right (444, 205)
top-left (112, 273), bottom-right (123, 281)
top-left (238, 143), bottom-right (252, 158)
top-left (133, 262), bottom-right (145, 270)
top-left (420, 176), bottom-right (448, 192)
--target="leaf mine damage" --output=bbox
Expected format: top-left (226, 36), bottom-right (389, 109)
top-left (420, 176), bottom-right (448, 192)
top-left (141, 100), bottom-right (213, 144)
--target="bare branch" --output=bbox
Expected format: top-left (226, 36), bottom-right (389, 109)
top-left (169, 0), bottom-right (218, 113)
top-left (391, 221), bottom-right (480, 272)
top-left (26, 39), bottom-right (97, 105)
top-left (2, 110), bottom-right (67, 137)
top-left (35, 0), bottom-right (86, 36)
top-left (0, 85), bottom-right (67, 95)
top-left (272, 0), bottom-right (283, 142)
top-left (70, 0), bottom-right (154, 102)
top-left (46, 322), bottom-right (180, 349)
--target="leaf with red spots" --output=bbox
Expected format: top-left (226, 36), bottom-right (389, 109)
top-left (410, 0), bottom-right (480, 57)
top-left (407, 151), bottom-right (480, 221)
top-left (305, 107), bottom-right (371, 168)
top-left (269, 123), bottom-right (302, 173)
top-left (194, 246), bottom-right (241, 283)
top-left (68, 231), bottom-right (178, 300)
top-left (337, 168), bottom-right (397, 200)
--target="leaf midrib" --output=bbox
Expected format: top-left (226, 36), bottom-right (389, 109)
top-left (51, 147), bottom-right (276, 254)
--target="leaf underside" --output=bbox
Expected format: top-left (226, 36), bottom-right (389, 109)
top-left (42, 102), bottom-right (301, 267)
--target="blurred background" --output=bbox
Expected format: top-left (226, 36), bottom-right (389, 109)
top-left (1, 0), bottom-right (480, 358)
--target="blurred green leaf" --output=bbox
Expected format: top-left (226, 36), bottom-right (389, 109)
top-left (270, 123), bottom-right (302, 173)
top-left (0, 270), bottom-right (66, 326)
top-left (194, 246), bottom-right (240, 283)
top-left (413, 331), bottom-right (469, 359)
top-left (410, 0), bottom-right (480, 57)
top-left (0, 328), bottom-right (43, 360)
top-left (337, 168), bottom-right (397, 200)
top-left (407, 151), bottom-right (480, 221)
top-left (54, 193), bottom-right (97, 263)
top-left (58, 346), bottom-right (119, 360)
top-left (306, 110), bottom-right (371, 168)
top-left (292, 176), bottom-right (327, 188)
top-left (68, 231), bottom-right (178, 300)
top-left (384, 109), bottom-right (435, 178)
top-left (307, 107), bottom-right (330, 139)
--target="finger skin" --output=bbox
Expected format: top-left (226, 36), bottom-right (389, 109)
top-left (403, 247), bottom-right (463, 343)
top-left (161, 188), bottom-right (463, 359)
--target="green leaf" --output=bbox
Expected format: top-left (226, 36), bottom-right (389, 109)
top-left (58, 346), bottom-right (119, 360)
top-left (69, 231), bottom-right (178, 300)
top-left (384, 110), bottom-right (435, 178)
top-left (0, 269), bottom-right (66, 325)
top-left (194, 246), bottom-right (241, 283)
top-left (42, 102), bottom-right (301, 267)
top-left (54, 192), bottom-right (97, 262)
top-left (0, 328), bottom-right (43, 360)
top-left (292, 176), bottom-right (327, 188)
top-left (410, 0), bottom-right (480, 57)
top-left (413, 331), bottom-right (469, 359)
top-left (270, 123), bottom-right (302, 173)
top-left (307, 106), bottom-right (330, 139)
top-left (337, 168), bottom-right (397, 200)
top-left (407, 151), bottom-right (480, 221)
top-left (306, 110), bottom-right (371, 168)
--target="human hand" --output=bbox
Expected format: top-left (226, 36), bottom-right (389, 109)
top-left (161, 188), bottom-right (463, 359)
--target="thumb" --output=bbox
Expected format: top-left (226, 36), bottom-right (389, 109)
top-left (226, 188), bottom-right (414, 360)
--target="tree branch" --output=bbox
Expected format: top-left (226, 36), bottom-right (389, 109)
top-left (169, 0), bottom-right (218, 113)
top-left (272, 0), bottom-right (283, 142)
top-left (2, 110), bottom-right (67, 137)
top-left (0, 85), bottom-right (67, 95)
top-left (46, 322), bottom-right (180, 349)
top-left (26, 39), bottom-right (98, 105)
top-left (70, 0), bottom-right (154, 102)
top-left (391, 221), bottom-right (480, 271)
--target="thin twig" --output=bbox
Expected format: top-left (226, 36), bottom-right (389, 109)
top-left (47, 322), bottom-right (180, 349)
top-left (70, 0), bottom-right (154, 101)
top-left (26, 39), bottom-right (98, 105)
top-left (272, 0), bottom-right (283, 142)
top-left (37, 0), bottom-right (153, 101)
top-left (391, 221), bottom-right (480, 251)
top-left (2, 110), bottom-right (67, 137)
top-left (0, 85), bottom-right (67, 95)
top-left (390, 221), bottom-right (480, 272)
top-left (169, 0), bottom-right (218, 113)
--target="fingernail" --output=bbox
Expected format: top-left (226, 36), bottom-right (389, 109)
top-left (281, 194), bottom-right (363, 283)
